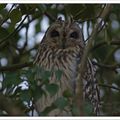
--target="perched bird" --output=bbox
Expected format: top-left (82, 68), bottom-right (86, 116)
top-left (34, 17), bottom-right (100, 116)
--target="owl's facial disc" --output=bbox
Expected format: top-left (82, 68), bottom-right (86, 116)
top-left (49, 27), bottom-right (80, 49)
top-left (45, 19), bottom-right (84, 49)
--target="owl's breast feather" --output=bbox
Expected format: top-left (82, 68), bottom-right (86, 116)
top-left (35, 45), bottom-right (81, 91)
top-left (34, 46), bottom-right (82, 115)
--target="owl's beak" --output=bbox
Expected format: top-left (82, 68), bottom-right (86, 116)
top-left (60, 31), bottom-right (66, 49)
top-left (59, 38), bottom-right (66, 49)
top-left (61, 39), bottom-right (66, 49)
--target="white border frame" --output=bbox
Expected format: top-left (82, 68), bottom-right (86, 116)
top-left (0, 0), bottom-right (120, 3)
top-left (0, 117), bottom-right (120, 119)
top-left (0, 1), bottom-right (120, 120)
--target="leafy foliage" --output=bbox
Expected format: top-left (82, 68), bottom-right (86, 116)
top-left (54, 97), bottom-right (69, 110)
top-left (0, 4), bottom-right (120, 116)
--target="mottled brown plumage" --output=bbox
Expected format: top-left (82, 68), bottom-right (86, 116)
top-left (34, 17), bottom-right (100, 116)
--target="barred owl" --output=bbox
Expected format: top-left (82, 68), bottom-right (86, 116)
top-left (34, 17), bottom-right (100, 116)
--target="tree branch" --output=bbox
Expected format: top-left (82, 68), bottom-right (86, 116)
top-left (0, 62), bottom-right (33, 72)
top-left (75, 4), bottom-right (112, 116)
top-left (22, 44), bottom-right (39, 56)
top-left (0, 4), bottom-right (15, 26)
top-left (92, 40), bottom-right (120, 51)
top-left (44, 11), bottom-right (56, 21)
top-left (0, 15), bottom-right (28, 47)
top-left (92, 61), bottom-right (120, 70)
top-left (99, 84), bottom-right (120, 91)
top-left (0, 93), bottom-right (25, 115)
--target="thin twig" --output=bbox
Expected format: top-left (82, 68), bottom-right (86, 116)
top-left (0, 4), bottom-right (15, 26)
top-left (0, 15), bottom-right (28, 46)
top-left (18, 11), bottom-right (44, 31)
top-left (99, 84), bottom-right (120, 91)
top-left (85, 20), bottom-right (106, 42)
top-left (22, 44), bottom-right (39, 56)
top-left (76, 4), bottom-right (106, 24)
top-left (75, 4), bottom-right (112, 116)
top-left (84, 5), bottom-right (107, 42)
top-left (0, 62), bottom-right (33, 72)
top-left (19, 16), bottom-right (29, 54)
top-left (0, 11), bottom-right (44, 51)
top-left (44, 12), bottom-right (56, 21)
top-left (92, 61), bottom-right (120, 70)
top-left (92, 40), bottom-right (120, 51)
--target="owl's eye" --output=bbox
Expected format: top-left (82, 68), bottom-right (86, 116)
top-left (70, 31), bottom-right (79, 39)
top-left (50, 30), bottom-right (59, 37)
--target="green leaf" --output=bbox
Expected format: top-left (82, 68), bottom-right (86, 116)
top-left (71, 104), bottom-right (80, 116)
top-left (54, 97), bottom-right (68, 110)
top-left (2, 72), bottom-right (21, 88)
top-left (9, 8), bottom-right (22, 24)
top-left (37, 4), bottom-right (47, 13)
top-left (63, 90), bottom-right (73, 98)
top-left (20, 90), bottom-right (31, 102)
top-left (36, 67), bottom-right (51, 82)
top-left (0, 4), bottom-right (6, 11)
top-left (23, 69), bottom-right (34, 80)
top-left (42, 70), bottom-right (51, 81)
top-left (35, 21), bottom-right (41, 34)
top-left (0, 27), bottom-right (9, 40)
top-left (55, 70), bottom-right (62, 81)
top-left (46, 83), bottom-right (59, 96)
top-left (65, 4), bottom-right (85, 19)
top-left (32, 86), bottom-right (44, 101)
top-left (84, 101), bottom-right (93, 115)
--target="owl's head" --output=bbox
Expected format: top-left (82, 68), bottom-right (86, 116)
top-left (42, 17), bottom-right (85, 49)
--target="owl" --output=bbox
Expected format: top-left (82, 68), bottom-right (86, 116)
top-left (34, 17), bottom-right (100, 116)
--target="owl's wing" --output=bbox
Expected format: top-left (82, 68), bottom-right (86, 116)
top-left (82, 58), bottom-right (101, 115)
